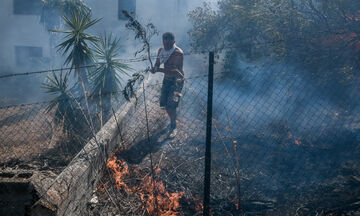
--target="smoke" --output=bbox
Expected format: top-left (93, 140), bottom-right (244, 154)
top-left (0, 1), bottom-right (68, 106)
top-left (0, 0), bottom-right (219, 107)
top-left (86, 0), bottom-right (218, 65)
top-left (212, 55), bottom-right (346, 140)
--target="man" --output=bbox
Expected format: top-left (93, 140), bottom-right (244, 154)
top-left (151, 32), bottom-right (184, 135)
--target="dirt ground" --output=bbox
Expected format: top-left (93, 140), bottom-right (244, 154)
top-left (88, 122), bottom-right (360, 215)
top-left (0, 103), bottom-right (88, 172)
top-left (87, 78), bottom-right (360, 215)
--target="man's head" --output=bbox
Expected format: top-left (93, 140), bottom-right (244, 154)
top-left (162, 32), bottom-right (175, 50)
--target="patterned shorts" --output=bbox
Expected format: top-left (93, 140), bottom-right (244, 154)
top-left (160, 77), bottom-right (184, 109)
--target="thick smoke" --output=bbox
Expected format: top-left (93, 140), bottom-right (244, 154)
top-left (0, 0), bottom-right (215, 106)
top-left (211, 54), bottom-right (357, 144)
top-left (84, 0), bottom-right (218, 85)
top-left (0, 1), bottom-right (65, 106)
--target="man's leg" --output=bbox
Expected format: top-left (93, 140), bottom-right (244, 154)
top-left (166, 108), bottom-right (177, 129)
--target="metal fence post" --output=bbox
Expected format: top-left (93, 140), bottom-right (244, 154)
top-left (203, 51), bottom-right (214, 216)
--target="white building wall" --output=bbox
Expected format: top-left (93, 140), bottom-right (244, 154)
top-left (87, 0), bottom-right (206, 48)
top-left (0, 0), bottom-right (215, 74)
top-left (0, 0), bottom-right (216, 105)
top-left (0, 0), bottom-right (51, 74)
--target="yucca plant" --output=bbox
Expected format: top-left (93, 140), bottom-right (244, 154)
top-left (43, 71), bottom-right (84, 139)
top-left (53, 11), bottom-right (100, 92)
top-left (90, 34), bottom-right (131, 125)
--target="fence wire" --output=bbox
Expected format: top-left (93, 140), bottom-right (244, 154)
top-left (89, 55), bottom-right (360, 215)
top-left (0, 72), bottom-right (128, 169)
top-left (1, 51), bottom-right (360, 215)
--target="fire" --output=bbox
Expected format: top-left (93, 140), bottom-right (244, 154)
top-left (106, 156), bottom-right (131, 191)
top-left (323, 32), bottom-right (360, 51)
top-left (289, 132), bottom-right (302, 146)
top-left (107, 155), bottom-right (184, 215)
top-left (195, 202), bottom-right (203, 212)
top-left (138, 175), bottom-right (184, 215)
top-left (96, 181), bottom-right (109, 192)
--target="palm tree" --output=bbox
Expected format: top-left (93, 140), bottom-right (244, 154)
top-left (53, 11), bottom-right (100, 93)
top-left (90, 34), bottom-right (130, 125)
top-left (43, 71), bottom-right (84, 139)
top-left (41, 0), bottom-right (92, 63)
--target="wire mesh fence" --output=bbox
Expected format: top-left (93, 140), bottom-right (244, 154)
top-left (0, 69), bottom-right (128, 169)
top-left (1, 51), bottom-right (360, 215)
top-left (89, 55), bottom-right (360, 215)
top-left (0, 102), bottom-right (54, 166)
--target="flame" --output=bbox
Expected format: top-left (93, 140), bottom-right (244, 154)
top-left (96, 181), bottom-right (109, 192)
top-left (138, 175), bottom-right (184, 215)
top-left (323, 32), bottom-right (360, 51)
top-left (107, 156), bottom-right (131, 191)
top-left (195, 202), bottom-right (203, 213)
top-left (194, 200), bottom-right (214, 215)
top-left (289, 132), bottom-right (302, 146)
top-left (107, 155), bottom-right (184, 215)
top-left (320, 11), bottom-right (360, 51)
top-left (345, 11), bottom-right (360, 21)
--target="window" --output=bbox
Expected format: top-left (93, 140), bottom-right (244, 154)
top-left (13, 0), bottom-right (42, 15)
top-left (15, 46), bottom-right (43, 66)
top-left (118, 0), bottom-right (136, 20)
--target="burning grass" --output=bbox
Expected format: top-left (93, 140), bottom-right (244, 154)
top-left (106, 154), bottom-right (184, 215)
top-left (89, 109), bottom-right (360, 215)
top-left (88, 76), bottom-right (360, 215)
top-left (87, 108), bottom-right (208, 215)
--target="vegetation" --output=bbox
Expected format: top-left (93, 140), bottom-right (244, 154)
top-left (44, 7), bottom-right (132, 138)
top-left (188, 0), bottom-right (360, 84)
top-left (121, 11), bottom-right (158, 101)
top-left (90, 34), bottom-right (130, 125)
top-left (52, 11), bottom-right (100, 91)
top-left (43, 71), bottom-right (84, 139)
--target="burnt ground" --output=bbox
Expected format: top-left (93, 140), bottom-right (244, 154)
top-left (87, 76), bottom-right (360, 216)
top-left (1, 71), bottom-right (359, 215)
top-left (87, 118), bottom-right (360, 215)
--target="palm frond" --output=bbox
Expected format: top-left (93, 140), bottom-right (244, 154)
top-left (42, 70), bottom-right (85, 134)
top-left (53, 10), bottom-right (99, 86)
top-left (90, 33), bottom-right (131, 121)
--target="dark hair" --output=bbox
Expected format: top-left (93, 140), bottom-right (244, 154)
top-left (162, 32), bottom-right (175, 41)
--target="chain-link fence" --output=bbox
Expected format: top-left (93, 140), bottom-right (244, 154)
top-left (0, 69), bottom-right (127, 170)
top-left (87, 54), bottom-right (360, 215)
top-left (0, 102), bottom-right (54, 166)
top-left (1, 51), bottom-right (360, 215)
